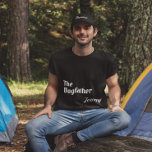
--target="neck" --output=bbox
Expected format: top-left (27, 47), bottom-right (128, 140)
top-left (72, 43), bottom-right (94, 56)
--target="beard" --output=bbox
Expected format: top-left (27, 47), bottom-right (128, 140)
top-left (74, 33), bottom-right (94, 47)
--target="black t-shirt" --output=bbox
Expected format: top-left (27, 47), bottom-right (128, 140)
top-left (49, 48), bottom-right (117, 110)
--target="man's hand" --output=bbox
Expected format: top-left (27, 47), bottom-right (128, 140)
top-left (110, 106), bottom-right (124, 112)
top-left (32, 105), bottom-right (52, 119)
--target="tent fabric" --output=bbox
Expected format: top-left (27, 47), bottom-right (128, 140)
top-left (115, 63), bottom-right (152, 139)
top-left (0, 75), bottom-right (18, 143)
top-left (131, 96), bottom-right (152, 137)
top-left (131, 112), bottom-right (152, 136)
top-left (0, 116), bottom-right (18, 142)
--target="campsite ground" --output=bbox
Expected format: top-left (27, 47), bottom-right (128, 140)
top-left (0, 81), bottom-right (46, 152)
top-left (1, 81), bottom-right (152, 152)
top-left (0, 102), bottom-right (44, 152)
top-left (0, 81), bottom-right (129, 152)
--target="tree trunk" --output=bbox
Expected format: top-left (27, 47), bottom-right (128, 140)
top-left (120, 0), bottom-right (152, 92)
top-left (0, 0), bottom-right (8, 75)
top-left (8, 0), bottom-right (32, 82)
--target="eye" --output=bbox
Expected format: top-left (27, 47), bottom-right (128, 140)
top-left (74, 26), bottom-right (80, 31)
top-left (84, 25), bottom-right (91, 30)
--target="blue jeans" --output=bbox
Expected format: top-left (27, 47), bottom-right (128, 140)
top-left (25, 108), bottom-right (131, 152)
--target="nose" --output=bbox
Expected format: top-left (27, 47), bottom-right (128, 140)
top-left (79, 27), bottom-right (85, 34)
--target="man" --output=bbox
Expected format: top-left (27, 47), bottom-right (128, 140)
top-left (25, 14), bottom-right (131, 152)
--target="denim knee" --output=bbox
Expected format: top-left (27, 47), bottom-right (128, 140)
top-left (118, 111), bottom-right (131, 128)
top-left (25, 121), bottom-right (33, 136)
top-left (25, 120), bottom-right (39, 138)
top-left (112, 111), bottom-right (131, 129)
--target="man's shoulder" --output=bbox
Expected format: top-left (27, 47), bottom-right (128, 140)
top-left (95, 50), bottom-right (113, 58)
top-left (50, 48), bottom-right (71, 60)
top-left (95, 50), bottom-right (116, 65)
top-left (50, 48), bottom-right (71, 59)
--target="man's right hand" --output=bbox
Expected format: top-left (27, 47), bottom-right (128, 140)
top-left (32, 105), bottom-right (52, 119)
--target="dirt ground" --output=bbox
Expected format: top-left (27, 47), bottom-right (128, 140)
top-left (0, 99), bottom-right (43, 152)
top-left (1, 98), bottom-right (152, 152)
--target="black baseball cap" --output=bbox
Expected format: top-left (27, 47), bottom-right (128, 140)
top-left (71, 14), bottom-right (96, 30)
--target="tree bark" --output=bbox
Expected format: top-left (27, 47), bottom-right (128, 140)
top-left (0, 0), bottom-right (8, 75)
top-left (120, 0), bottom-right (152, 91)
top-left (8, 0), bottom-right (32, 81)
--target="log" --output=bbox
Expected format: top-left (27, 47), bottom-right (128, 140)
top-left (67, 135), bottom-right (152, 152)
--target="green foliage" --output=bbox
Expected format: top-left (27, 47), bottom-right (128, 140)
top-left (93, 0), bottom-right (132, 54)
top-left (29, 0), bottom-right (75, 80)
top-left (28, 0), bottom-right (132, 80)
top-left (0, 0), bottom-right (132, 82)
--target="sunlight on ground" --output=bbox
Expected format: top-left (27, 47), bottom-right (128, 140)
top-left (8, 81), bottom-right (47, 97)
top-left (18, 104), bottom-right (44, 124)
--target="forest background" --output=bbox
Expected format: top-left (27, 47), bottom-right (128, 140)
top-left (0, 0), bottom-right (151, 92)
top-left (0, 0), bottom-right (152, 151)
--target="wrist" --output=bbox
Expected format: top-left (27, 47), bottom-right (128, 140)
top-left (108, 104), bottom-right (121, 109)
top-left (45, 104), bottom-right (52, 108)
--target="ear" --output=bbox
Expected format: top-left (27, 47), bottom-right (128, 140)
top-left (93, 28), bottom-right (98, 37)
top-left (70, 31), bottom-right (74, 38)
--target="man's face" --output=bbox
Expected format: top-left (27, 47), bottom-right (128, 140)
top-left (71, 22), bottom-right (97, 46)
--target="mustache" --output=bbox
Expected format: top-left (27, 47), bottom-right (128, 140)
top-left (77, 34), bottom-right (87, 38)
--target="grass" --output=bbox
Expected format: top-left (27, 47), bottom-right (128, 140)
top-left (7, 80), bottom-right (48, 120)
top-left (8, 80), bottom-right (47, 100)
top-left (0, 81), bottom-right (48, 151)
top-left (8, 80), bottom-right (47, 96)
top-left (7, 80), bottom-right (48, 118)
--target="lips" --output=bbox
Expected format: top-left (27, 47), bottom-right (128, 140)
top-left (78, 34), bottom-right (87, 38)
top-left (78, 36), bottom-right (87, 40)
top-left (79, 37), bottom-right (87, 39)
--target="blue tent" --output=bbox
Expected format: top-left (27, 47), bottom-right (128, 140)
top-left (0, 75), bottom-right (18, 143)
top-left (116, 63), bottom-right (152, 141)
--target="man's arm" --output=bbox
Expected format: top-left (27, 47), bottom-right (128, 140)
top-left (32, 72), bottom-right (58, 119)
top-left (44, 72), bottom-right (58, 107)
top-left (106, 73), bottom-right (124, 112)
